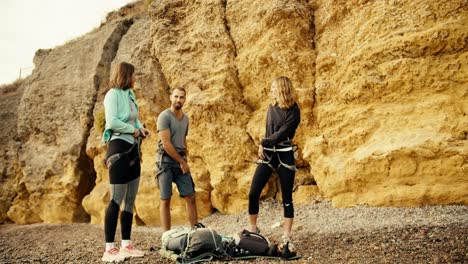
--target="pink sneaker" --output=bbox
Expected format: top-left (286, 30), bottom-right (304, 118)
top-left (102, 247), bottom-right (126, 262)
top-left (120, 244), bottom-right (145, 257)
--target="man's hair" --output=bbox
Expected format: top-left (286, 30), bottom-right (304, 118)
top-left (272, 76), bottom-right (296, 109)
top-left (171, 86), bottom-right (187, 96)
top-left (110, 62), bottom-right (135, 90)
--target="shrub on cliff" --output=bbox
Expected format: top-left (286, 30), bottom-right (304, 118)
top-left (94, 109), bottom-right (106, 134)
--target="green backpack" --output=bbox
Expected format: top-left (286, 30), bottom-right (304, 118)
top-left (181, 228), bottom-right (223, 259)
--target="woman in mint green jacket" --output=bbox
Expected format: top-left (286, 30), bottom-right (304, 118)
top-left (101, 62), bottom-right (151, 262)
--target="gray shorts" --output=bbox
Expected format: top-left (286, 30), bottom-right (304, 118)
top-left (157, 162), bottom-right (195, 200)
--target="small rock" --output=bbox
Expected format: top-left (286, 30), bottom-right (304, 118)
top-left (271, 222), bottom-right (281, 228)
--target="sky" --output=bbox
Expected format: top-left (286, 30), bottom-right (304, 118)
top-left (0, 0), bottom-right (136, 85)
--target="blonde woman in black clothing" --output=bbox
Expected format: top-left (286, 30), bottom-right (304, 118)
top-left (248, 76), bottom-right (301, 251)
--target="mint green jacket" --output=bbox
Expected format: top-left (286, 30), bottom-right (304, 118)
top-left (102, 88), bottom-right (143, 143)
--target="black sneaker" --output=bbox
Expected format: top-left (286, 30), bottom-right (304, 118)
top-left (267, 243), bottom-right (280, 257)
top-left (280, 241), bottom-right (297, 259)
top-left (193, 222), bottom-right (205, 229)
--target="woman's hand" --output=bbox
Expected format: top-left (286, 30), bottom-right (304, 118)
top-left (133, 128), bottom-right (140, 138)
top-left (139, 127), bottom-right (151, 138)
top-left (258, 144), bottom-right (265, 159)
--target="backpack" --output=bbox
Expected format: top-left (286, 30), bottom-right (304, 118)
top-left (160, 229), bottom-right (300, 262)
top-left (182, 228), bottom-right (223, 258)
top-left (163, 227), bottom-right (224, 261)
top-left (234, 229), bottom-right (270, 255)
top-left (162, 227), bottom-right (191, 254)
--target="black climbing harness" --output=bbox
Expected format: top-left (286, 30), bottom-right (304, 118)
top-left (105, 131), bottom-right (144, 169)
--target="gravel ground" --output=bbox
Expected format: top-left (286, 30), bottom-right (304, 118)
top-left (0, 200), bottom-right (467, 263)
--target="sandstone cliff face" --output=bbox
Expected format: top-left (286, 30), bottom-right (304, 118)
top-left (226, 0), bottom-right (317, 201)
top-left (8, 20), bottom-right (133, 224)
top-left (310, 0), bottom-right (468, 207)
top-left (83, 14), bottom-right (214, 225)
top-left (0, 83), bottom-right (24, 223)
top-left (1, 0), bottom-right (466, 225)
top-left (150, 0), bottom-right (254, 215)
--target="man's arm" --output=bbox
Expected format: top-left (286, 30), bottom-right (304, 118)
top-left (159, 129), bottom-right (190, 173)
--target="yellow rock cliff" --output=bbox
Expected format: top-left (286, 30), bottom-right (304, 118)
top-left (1, 0), bottom-right (466, 225)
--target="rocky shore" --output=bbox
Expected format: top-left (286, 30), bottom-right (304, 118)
top-left (1, 200), bottom-right (466, 263)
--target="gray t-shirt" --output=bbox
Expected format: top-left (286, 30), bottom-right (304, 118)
top-left (157, 108), bottom-right (188, 153)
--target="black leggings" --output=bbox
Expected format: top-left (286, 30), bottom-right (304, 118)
top-left (248, 151), bottom-right (295, 218)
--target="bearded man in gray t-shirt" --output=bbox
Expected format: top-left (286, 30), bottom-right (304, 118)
top-left (156, 87), bottom-right (200, 231)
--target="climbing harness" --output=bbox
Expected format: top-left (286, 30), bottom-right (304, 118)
top-left (256, 140), bottom-right (299, 172)
top-left (157, 146), bottom-right (187, 167)
top-left (105, 131), bottom-right (144, 169)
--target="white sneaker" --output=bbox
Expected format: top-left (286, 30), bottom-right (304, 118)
top-left (102, 247), bottom-right (126, 262)
top-left (120, 244), bottom-right (145, 257)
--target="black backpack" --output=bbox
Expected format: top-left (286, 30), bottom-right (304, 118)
top-left (234, 229), bottom-right (270, 255)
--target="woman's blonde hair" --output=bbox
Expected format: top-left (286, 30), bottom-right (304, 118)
top-left (110, 62), bottom-right (135, 90)
top-left (272, 76), bottom-right (296, 109)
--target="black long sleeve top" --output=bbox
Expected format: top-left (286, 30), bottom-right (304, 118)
top-left (260, 103), bottom-right (301, 148)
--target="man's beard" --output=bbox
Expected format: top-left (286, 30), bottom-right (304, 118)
top-left (174, 104), bottom-right (182, 110)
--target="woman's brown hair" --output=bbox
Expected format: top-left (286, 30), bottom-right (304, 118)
top-left (110, 62), bottom-right (135, 90)
top-left (272, 76), bottom-right (296, 109)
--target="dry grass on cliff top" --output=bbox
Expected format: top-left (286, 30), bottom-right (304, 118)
top-left (0, 78), bottom-right (23, 95)
top-left (1, 200), bottom-right (467, 263)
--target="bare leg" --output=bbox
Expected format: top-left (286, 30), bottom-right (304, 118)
top-left (284, 217), bottom-right (293, 237)
top-left (160, 199), bottom-right (171, 231)
top-left (249, 214), bottom-right (258, 232)
top-left (282, 217), bottom-right (296, 251)
top-left (185, 195), bottom-right (198, 227)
